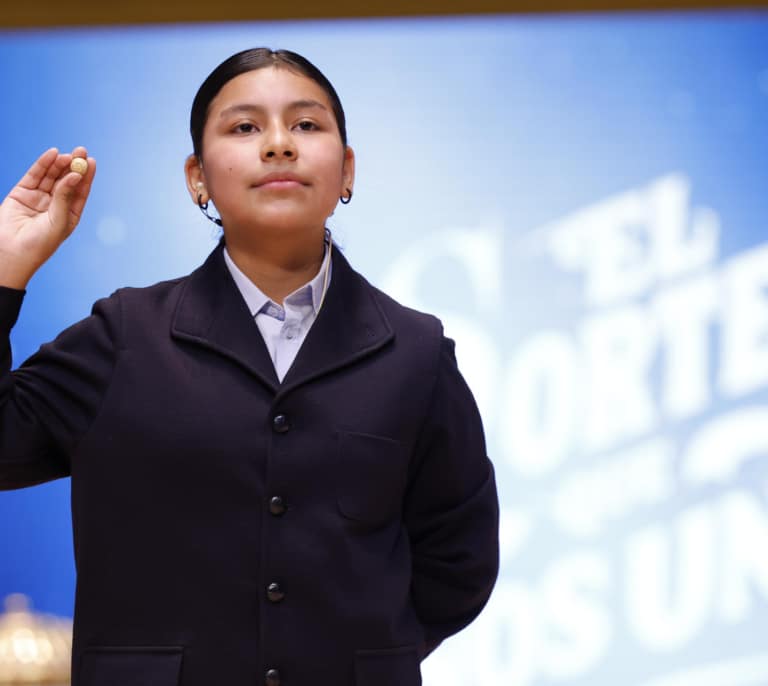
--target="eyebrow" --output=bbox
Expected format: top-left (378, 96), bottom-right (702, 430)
top-left (218, 100), bottom-right (329, 118)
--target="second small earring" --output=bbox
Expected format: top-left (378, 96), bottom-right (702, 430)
top-left (197, 189), bottom-right (223, 227)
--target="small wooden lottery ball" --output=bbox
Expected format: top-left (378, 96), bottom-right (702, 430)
top-left (70, 157), bottom-right (88, 175)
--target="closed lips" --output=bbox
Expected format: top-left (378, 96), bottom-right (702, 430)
top-left (255, 172), bottom-right (307, 186)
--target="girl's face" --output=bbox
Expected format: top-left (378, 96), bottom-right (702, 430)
top-left (186, 67), bottom-right (354, 241)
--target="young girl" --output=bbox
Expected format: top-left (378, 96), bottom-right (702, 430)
top-left (0, 48), bottom-right (499, 686)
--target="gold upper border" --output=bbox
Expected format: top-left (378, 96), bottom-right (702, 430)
top-left (1, 0), bottom-right (768, 29)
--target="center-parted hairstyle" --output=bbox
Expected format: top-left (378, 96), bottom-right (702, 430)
top-left (190, 48), bottom-right (348, 159)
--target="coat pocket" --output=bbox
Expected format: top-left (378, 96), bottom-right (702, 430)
top-left (77, 646), bottom-right (183, 686)
top-left (336, 431), bottom-right (409, 527)
top-left (354, 645), bottom-right (421, 686)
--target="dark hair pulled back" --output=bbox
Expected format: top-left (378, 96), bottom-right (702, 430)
top-left (190, 48), bottom-right (347, 159)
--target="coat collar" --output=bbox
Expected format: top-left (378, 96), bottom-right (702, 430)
top-left (171, 240), bottom-right (394, 395)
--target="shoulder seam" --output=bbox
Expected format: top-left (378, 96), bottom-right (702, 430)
top-left (407, 324), bottom-right (446, 472)
top-left (70, 290), bottom-right (125, 455)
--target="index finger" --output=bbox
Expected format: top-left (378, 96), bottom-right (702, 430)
top-left (16, 148), bottom-right (61, 190)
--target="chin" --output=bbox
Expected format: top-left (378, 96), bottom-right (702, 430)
top-left (228, 212), bottom-right (324, 238)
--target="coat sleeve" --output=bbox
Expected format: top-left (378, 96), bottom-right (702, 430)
top-left (403, 335), bottom-right (500, 657)
top-left (0, 286), bottom-right (121, 490)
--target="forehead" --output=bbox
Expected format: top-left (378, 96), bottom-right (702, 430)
top-left (209, 66), bottom-right (333, 114)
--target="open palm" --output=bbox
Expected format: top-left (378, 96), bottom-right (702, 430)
top-left (0, 146), bottom-right (96, 288)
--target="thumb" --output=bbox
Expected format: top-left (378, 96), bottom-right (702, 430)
top-left (59, 170), bottom-right (85, 195)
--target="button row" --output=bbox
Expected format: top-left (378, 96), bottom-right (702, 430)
top-left (267, 416), bottom-right (288, 686)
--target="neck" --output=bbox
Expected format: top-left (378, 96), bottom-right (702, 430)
top-left (223, 228), bottom-right (327, 305)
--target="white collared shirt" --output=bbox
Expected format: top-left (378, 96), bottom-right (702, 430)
top-left (223, 245), bottom-right (331, 382)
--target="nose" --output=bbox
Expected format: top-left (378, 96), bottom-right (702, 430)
top-left (261, 124), bottom-right (297, 161)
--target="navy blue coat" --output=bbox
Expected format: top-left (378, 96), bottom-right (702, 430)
top-left (0, 242), bottom-right (499, 686)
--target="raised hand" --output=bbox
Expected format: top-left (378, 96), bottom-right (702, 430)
top-left (0, 147), bottom-right (96, 289)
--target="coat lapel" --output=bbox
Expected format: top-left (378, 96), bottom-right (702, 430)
top-left (170, 242), bottom-right (394, 396)
top-left (279, 246), bottom-right (394, 395)
top-left (171, 242), bottom-right (280, 391)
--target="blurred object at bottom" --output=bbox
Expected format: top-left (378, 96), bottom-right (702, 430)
top-left (0, 594), bottom-right (71, 684)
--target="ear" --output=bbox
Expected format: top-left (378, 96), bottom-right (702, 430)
top-left (342, 145), bottom-right (355, 195)
top-left (184, 154), bottom-right (207, 204)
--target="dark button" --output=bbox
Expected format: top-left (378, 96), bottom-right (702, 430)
top-left (265, 668), bottom-right (280, 686)
top-left (269, 496), bottom-right (286, 516)
top-left (267, 582), bottom-right (285, 603)
top-left (272, 414), bottom-right (290, 433)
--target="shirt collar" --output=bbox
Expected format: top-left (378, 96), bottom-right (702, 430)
top-left (223, 242), bottom-right (331, 317)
